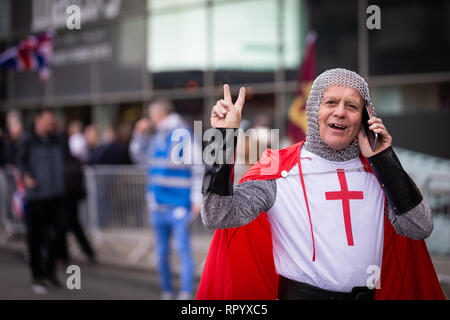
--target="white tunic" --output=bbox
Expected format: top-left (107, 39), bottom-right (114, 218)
top-left (267, 149), bottom-right (385, 292)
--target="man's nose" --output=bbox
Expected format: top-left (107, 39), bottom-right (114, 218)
top-left (333, 102), bottom-right (346, 117)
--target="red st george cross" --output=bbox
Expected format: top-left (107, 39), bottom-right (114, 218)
top-left (325, 169), bottom-right (364, 246)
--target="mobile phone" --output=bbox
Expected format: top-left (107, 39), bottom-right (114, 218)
top-left (362, 104), bottom-right (378, 151)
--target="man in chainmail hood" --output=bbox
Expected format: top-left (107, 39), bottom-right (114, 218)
top-left (196, 69), bottom-right (444, 300)
top-left (303, 68), bottom-right (374, 162)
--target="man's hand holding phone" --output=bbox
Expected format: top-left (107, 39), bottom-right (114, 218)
top-left (358, 105), bottom-right (392, 158)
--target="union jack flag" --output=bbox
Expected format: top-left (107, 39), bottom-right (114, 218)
top-left (0, 31), bottom-right (53, 81)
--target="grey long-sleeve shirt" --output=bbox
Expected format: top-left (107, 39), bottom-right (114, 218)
top-left (202, 179), bottom-right (434, 240)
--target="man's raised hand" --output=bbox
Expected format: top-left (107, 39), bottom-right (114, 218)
top-left (211, 84), bottom-right (246, 129)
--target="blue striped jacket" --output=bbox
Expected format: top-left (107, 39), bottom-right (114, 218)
top-left (129, 113), bottom-right (203, 211)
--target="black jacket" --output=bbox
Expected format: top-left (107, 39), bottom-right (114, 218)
top-left (18, 130), bottom-right (68, 201)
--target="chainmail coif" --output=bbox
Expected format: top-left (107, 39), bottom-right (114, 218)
top-left (302, 68), bottom-right (376, 162)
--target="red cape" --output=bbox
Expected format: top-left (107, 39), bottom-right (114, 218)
top-left (196, 141), bottom-right (445, 300)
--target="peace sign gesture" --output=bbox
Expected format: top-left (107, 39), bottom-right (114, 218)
top-left (211, 84), bottom-right (246, 129)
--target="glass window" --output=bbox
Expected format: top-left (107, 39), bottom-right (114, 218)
top-left (212, 0), bottom-right (278, 71)
top-left (99, 18), bottom-right (146, 93)
top-left (368, 0), bottom-right (450, 75)
top-left (152, 70), bottom-right (203, 90)
top-left (370, 86), bottom-right (403, 115)
top-left (283, 0), bottom-right (303, 70)
top-left (150, 0), bottom-right (206, 11)
top-left (173, 97), bottom-right (204, 123)
top-left (0, 0), bottom-right (11, 38)
top-left (284, 0), bottom-right (307, 82)
top-left (52, 29), bottom-right (92, 97)
top-left (308, 0), bottom-right (358, 73)
top-left (12, 72), bottom-right (46, 99)
top-left (148, 5), bottom-right (207, 72)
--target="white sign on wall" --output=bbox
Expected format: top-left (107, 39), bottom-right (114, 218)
top-left (32, 0), bottom-right (122, 32)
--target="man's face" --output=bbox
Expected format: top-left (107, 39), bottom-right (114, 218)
top-left (36, 111), bottom-right (56, 136)
top-left (84, 126), bottom-right (99, 147)
top-left (7, 118), bottom-right (22, 140)
top-left (148, 103), bottom-right (167, 126)
top-left (318, 86), bottom-right (364, 151)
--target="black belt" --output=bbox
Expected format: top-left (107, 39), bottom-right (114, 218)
top-left (277, 276), bottom-right (375, 300)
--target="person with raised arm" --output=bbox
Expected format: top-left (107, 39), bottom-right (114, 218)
top-left (197, 69), bottom-right (444, 300)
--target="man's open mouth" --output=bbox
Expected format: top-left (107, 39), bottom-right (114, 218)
top-left (328, 123), bottom-right (348, 130)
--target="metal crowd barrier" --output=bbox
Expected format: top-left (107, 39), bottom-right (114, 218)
top-left (423, 172), bottom-right (450, 215)
top-left (0, 166), bottom-right (26, 246)
top-left (394, 148), bottom-right (450, 254)
top-left (83, 165), bottom-right (154, 266)
top-left (84, 165), bottom-right (149, 232)
top-left (83, 165), bottom-right (211, 234)
top-left (422, 172), bottom-right (450, 255)
top-left (83, 165), bottom-right (212, 269)
top-left (0, 165), bottom-right (212, 268)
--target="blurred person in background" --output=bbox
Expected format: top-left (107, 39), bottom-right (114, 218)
top-left (98, 125), bottom-right (131, 165)
top-left (85, 124), bottom-right (131, 165)
top-left (130, 99), bottom-right (203, 300)
top-left (2, 111), bottom-right (27, 220)
top-left (3, 110), bottom-right (24, 166)
top-left (234, 115), bottom-right (273, 183)
top-left (0, 128), bottom-right (3, 167)
top-left (85, 124), bottom-right (131, 228)
top-left (84, 124), bottom-right (102, 165)
top-left (67, 120), bottom-right (88, 163)
top-left (64, 120), bottom-right (96, 264)
top-left (234, 118), bottom-right (251, 183)
top-left (18, 108), bottom-right (67, 294)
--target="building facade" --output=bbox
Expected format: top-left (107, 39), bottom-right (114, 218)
top-left (1, 0), bottom-right (449, 157)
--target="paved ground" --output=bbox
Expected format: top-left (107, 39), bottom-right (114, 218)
top-left (0, 249), bottom-right (174, 300)
top-left (1, 229), bottom-right (449, 300)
